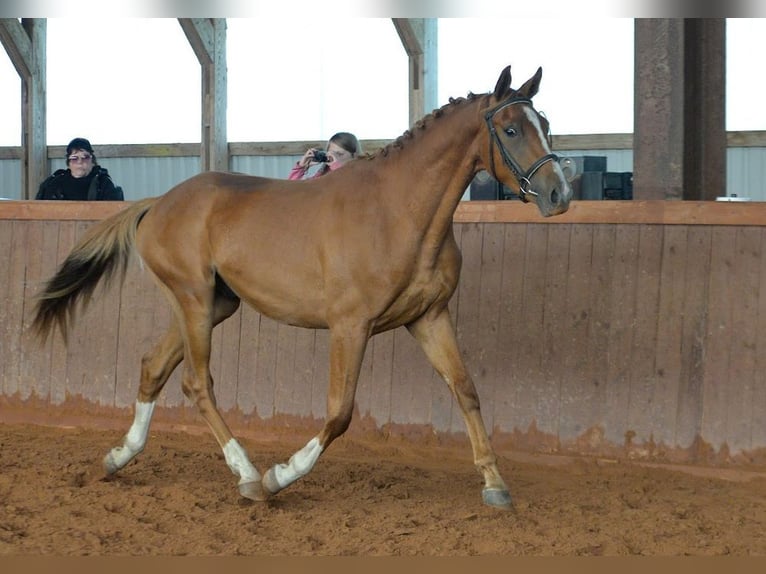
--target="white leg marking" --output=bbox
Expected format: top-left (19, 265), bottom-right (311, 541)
top-left (124, 400), bottom-right (155, 448)
top-left (104, 400), bottom-right (155, 473)
top-left (270, 436), bottom-right (323, 491)
top-left (222, 439), bottom-right (261, 484)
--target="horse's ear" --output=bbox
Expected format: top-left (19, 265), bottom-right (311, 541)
top-left (493, 66), bottom-right (512, 100)
top-left (518, 67), bottom-right (543, 99)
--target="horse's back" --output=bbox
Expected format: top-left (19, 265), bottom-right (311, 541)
top-left (164, 171), bottom-right (291, 202)
top-left (143, 171), bottom-right (323, 234)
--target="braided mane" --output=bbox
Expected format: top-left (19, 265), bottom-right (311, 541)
top-left (366, 91), bottom-right (488, 160)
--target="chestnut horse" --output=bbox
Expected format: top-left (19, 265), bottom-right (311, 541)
top-left (32, 66), bottom-right (571, 509)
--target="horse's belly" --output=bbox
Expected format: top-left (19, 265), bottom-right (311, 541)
top-left (220, 266), bottom-right (329, 329)
top-left (240, 292), bottom-right (329, 329)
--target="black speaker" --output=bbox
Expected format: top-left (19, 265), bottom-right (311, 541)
top-left (571, 155), bottom-right (607, 173)
top-left (575, 171), bottom-right (633, 200)
top-left (579, 171), bottom-right (604, 200)
top-left (561, 156), bottom-right (609, 201)
top-left (603, 172), bottom-right (633, 200)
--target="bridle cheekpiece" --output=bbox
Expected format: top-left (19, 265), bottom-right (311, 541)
top-left (484, 95), bottom-right (558, 203)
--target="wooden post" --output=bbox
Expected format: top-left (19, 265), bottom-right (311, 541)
top-left (178, 18), bottom-right (229, 173)
top-left (392, 18), bottom-right (438, 128)
top-left (0, 18), bottom-right (46, 199)
top-left (683, 19), bottom-right (726, 201)
top-left (633, 19), bottom-right (726, 200)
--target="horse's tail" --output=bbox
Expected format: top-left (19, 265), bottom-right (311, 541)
top-left (31, 197), bottom-right (159, 343)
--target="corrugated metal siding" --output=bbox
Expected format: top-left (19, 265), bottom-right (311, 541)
top-left (232, 155), bottom-right (302, 179)
top-left (2, 148), bottom-right (764, 201)
top-left (0, 160), bottom-right (21, 199)
top-left (110, 156), bottom-right (201, 200)
top-left (727, 147), bottom-right (766, 200)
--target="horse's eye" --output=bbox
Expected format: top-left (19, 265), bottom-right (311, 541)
top-left (504, 126), bottom-right (517, 137)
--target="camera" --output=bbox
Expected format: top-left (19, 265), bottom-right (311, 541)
top-left (313, 150), bottom-right (329, 163)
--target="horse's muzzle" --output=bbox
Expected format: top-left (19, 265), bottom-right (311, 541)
top-left (536, 178), bottom-right (573, 217)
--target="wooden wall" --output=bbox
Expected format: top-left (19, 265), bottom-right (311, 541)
top-left (2, 200), bottom-right (766, 466)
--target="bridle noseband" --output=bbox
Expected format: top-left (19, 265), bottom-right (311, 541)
top-left (484, 96), bottom-right (558, 203)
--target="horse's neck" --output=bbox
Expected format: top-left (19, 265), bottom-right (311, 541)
top-left (380, 97), bottom-right (485, 236)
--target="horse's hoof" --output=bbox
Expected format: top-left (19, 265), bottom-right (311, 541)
top-left (261, 467), bottom-right (282, 496)
top-left (239, 480), bottom-right (269, 502)
top-left (102, 452), bottom-right (120, 476)
top-left (482, 487), bottom-right (513, 509)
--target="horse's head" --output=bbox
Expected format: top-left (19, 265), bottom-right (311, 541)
top-left (480, 66), bottom-right (572, 217)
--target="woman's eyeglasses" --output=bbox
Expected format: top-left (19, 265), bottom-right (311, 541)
top-left (68, 154), bottom-right (92, 163)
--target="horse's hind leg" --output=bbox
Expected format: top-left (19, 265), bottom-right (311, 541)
top-left (102, 319), bottom-right (184, 475)
top-left (407, 308), bottom-right (512, 509)
top-left (103, 293), bottom-right (241, 477)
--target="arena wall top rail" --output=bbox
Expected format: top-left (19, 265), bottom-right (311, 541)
top-left (3, 197), bottom-right (766, 225)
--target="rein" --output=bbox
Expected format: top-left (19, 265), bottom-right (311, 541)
top-left (484, 96), bottom-right (559, 202)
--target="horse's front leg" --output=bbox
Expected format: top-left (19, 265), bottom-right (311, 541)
top-left (262, 321), bottom-right (370, 496)
top-left (407, 308), bottom-right (512, 509)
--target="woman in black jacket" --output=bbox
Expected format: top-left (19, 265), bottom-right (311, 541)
top-left (36, 137), bottom-right (124, 201)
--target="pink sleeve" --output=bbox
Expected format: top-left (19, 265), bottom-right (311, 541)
top-left (288, 163), bottom-right (307, 180)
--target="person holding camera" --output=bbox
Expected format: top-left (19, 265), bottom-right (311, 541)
top-left (287, 132), bottom-right (361, 180)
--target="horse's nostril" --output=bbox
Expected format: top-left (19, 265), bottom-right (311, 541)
top-left (551, 189), bottom-right (560, 204)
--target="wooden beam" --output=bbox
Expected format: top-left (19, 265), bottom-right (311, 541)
top-left (0, 18), bottom-right (46, 199)
top-left (178, 18), bottom-right (228, 173)
top-left (0, 18), bottom-right (33, 76)
top-left (5, 199), bottom-right (766, 228)
top-left (393, 18), bottom-right (423, 57)
top-left (179, 17), bottom-right (214, 64)
top-left (452, 200), bottom-right (766, 226)
top-left (553, 133), bottom-right (634, 151)
top-left (392, 18), bottom-right (438, 127)
top-left (682, 19), bottom-right (726, 201)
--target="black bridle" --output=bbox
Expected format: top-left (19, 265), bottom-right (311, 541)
top-left (484, 96), bottom-right (559, 203)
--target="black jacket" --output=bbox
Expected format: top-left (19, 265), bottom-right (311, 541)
top-left (35, 167), bottom-right (124, 201)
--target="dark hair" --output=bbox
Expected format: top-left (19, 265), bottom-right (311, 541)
top-left (66, 137), bottom-right (94, 156)
top-left (65, 137), bottom-right (97, 166)
top-left (328, 132), bottom-right (361, 156)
